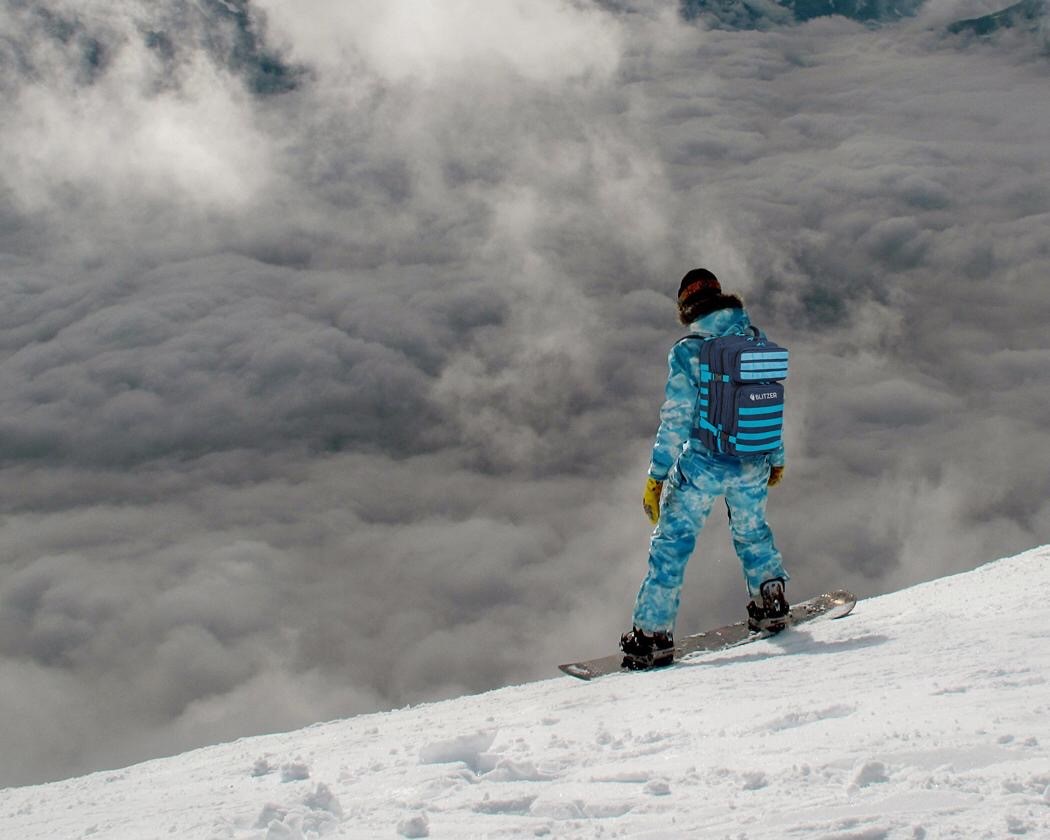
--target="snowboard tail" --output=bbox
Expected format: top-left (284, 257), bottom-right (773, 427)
top-left (559, 589), bottom-right (856, 681)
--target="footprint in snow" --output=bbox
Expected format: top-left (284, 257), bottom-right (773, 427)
top-left (397, 812), bottom-right (429, 838)
top-left (849, 760), bottom-right (890, 790)
top-left (281, 762), bottom-right (310, 782)
top-left (419, 730), bottom-right (498, 775)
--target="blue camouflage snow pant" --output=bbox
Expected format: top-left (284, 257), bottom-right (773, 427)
top-left (632, 447), bottom-right (788, 633)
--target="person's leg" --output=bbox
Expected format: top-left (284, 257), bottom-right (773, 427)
top-left (724, 458), bottom-right (787, 598)
top-left (632, 464), bottom-right (718, 633)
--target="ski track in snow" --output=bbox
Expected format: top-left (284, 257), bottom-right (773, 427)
top-left (2, 547), bottom-right (1049, 839)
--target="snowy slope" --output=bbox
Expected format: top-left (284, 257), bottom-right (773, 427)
top-left (3, 546), bottom-right (1049, 839)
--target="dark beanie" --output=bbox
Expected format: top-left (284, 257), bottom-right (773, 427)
top-left (676, 267), bottom-right (742, 325)
top-left (677, 268), bottom-right (721, 304)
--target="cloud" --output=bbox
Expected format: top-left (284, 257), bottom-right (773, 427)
top-left (1, 0), bottom-right (1049, 787)
top-left (255, 0), bottom-right (623, 83)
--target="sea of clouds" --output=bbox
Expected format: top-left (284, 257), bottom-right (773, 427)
top-left (0, 0), bottom-right (1047, 786)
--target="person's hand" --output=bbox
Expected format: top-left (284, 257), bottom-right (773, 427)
top-left (643, 477), bottom-right (664, 524)
top-left (768, 465), bottom-right (785, 487)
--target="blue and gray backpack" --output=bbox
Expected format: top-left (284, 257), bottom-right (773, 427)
top-left (681, 329), bottom-right (788, 456)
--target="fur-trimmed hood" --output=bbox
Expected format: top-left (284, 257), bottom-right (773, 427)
top-left (684, 303), bottom-right (752, 339)
top-left (678, 292), bottom-right (744, 326)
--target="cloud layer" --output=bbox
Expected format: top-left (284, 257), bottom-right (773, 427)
top-left (1, 0), bottom-right (1048, 786)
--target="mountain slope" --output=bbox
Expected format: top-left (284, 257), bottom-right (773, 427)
top-left (2, 546), bottom-right (1049, 838)
top-left (948, 0), bottom-right (1049, 38)
top-left (681, 0), bottom-right (926, 28)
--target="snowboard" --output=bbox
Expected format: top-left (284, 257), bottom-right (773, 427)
top-left (559, 589), bottom-right (856, 680)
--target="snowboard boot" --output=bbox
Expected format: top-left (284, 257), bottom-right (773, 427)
top-left (619, 626), bottom-right (675, 671)
top-left (747, 578), bottom-right (789, 633)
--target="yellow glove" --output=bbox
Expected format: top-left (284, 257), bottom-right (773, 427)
top-left (642, 477), bottom-right (664, 524)
top-left (768, 465), bottom-right (785, 487)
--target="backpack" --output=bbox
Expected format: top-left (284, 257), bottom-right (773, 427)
top-left (680, 328), bottom-right (788, 456)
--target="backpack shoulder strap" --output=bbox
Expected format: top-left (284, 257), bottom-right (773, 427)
top-left (678, 324), bottom-right (761, 344)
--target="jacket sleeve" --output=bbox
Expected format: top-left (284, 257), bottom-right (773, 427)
top-left (647, 341), bottom-right (698, 481)
top-left (768, 441), bottom-right (786, 469)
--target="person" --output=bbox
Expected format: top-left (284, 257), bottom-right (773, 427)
top-left (620, 268), bottom-right (789, 670)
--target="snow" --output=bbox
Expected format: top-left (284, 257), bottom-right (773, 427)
top-left (3, 545), bottom-right (1049, 839)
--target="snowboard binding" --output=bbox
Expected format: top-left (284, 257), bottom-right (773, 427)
top-left (747, 578), bottom-right (790, 633)
top-left (619, 626), bottom-right (675, 671)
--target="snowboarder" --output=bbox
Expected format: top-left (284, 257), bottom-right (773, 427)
top-left (621, 268), bottom-right (789, 670)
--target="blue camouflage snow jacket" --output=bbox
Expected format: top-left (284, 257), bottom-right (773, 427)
top-left (647, 306), bottom-right (787, 480)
